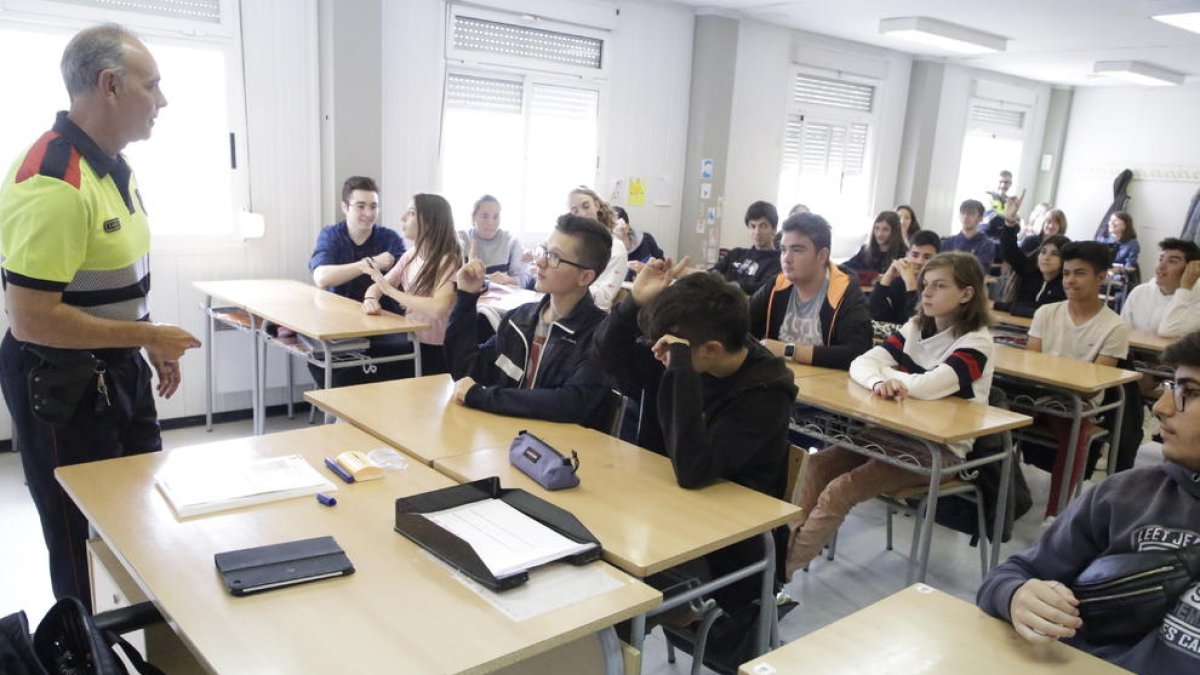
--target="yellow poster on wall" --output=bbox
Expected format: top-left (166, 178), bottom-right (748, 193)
top-left (628, 177), bottom-right (647, 206)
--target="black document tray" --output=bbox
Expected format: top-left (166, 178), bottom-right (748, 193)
top-left (394, 476), bottom-right (601, 591)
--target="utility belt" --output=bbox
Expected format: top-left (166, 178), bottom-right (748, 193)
top-left (22, 345), bottom-right (138, 424)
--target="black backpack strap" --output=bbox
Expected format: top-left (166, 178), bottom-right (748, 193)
top-left (106, 632), bottom-right (166, 675)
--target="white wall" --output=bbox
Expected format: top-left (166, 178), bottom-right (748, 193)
top-left (897, 63), bottom-right (1052, 235)
top-left (1056, 83), bottom-right (1200, 273)
top-left (380, 0), bottom-right (694, 257)
top-left (721, 23), bottom-right (913, 257)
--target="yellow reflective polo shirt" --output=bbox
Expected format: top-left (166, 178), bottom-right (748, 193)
top-left (0, 112), bottom-right (151, 321)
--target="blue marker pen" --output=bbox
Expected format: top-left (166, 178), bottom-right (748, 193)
top-left (324, 457), bottom-right (355, 483)
top-left (316, 493), bottom-right (337, 507)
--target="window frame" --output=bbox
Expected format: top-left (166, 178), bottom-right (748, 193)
top-left (0, 0), bottom-right (250, 248)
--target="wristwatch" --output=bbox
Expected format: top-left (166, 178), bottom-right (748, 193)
top-left (783, 343), bottom-right (796, 360)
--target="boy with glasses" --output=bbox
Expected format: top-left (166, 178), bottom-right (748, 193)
top-left (978, 329), bottom-right (1200, 674)
top-left (443, 214), bottom-right (612, 428)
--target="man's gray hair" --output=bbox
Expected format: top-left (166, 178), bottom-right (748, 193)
top-left (61, 23), bottom-right (136, 100)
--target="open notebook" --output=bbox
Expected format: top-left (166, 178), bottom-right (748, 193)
top-left (423, 499), bottom-right (596, 579)
top-left (156, 454), bottom-right (336, 518)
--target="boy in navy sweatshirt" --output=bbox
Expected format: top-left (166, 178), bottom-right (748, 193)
top-left (977, 329), bottom-right (1200, 674)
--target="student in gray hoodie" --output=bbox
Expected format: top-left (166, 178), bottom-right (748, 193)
top-left (976, 329), bottom-right (1200, 674)
top-left (457, 194), bottom-right (529, 287)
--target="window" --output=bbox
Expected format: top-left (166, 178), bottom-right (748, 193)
top-left (954, 98), bottom-right (1029, 213)
top-left (440, 7), bottom-right (605, 239)
top-left (0, 1), bottom-right (247, 239)
top-left (777, 71), bottom-right (877, 232)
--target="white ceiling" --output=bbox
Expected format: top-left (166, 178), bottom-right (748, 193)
top-left (669, 0), bottom-right (1200, 86)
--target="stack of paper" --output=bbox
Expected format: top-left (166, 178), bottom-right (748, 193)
top-left (156, 454), bottom-right (335, 518)
top-left (423, 499), bottom-right (596, 578)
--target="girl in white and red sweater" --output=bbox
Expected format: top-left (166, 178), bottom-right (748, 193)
top-left (786, 251), bottom-right (995, 576)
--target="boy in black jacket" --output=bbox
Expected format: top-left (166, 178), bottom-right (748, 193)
top-left (593, 263), bottom-right (797, 656)
top-left (750, 212), bottom-right (873, 369)
top-left (711, 200), bottom-right (782, 295)
top-left (444, 214), bottom-right (611, 428)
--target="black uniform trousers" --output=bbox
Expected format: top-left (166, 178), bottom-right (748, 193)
top-left (0, 332), bottom-right (161, 611)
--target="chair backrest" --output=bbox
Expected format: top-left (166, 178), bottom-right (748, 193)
top-left (786, 444), bottom-right (809, 505)
top-left (603, 389), bottom-right (627, 438)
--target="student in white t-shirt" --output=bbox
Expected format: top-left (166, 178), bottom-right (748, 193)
top-left (1120, 237), bottom-right (1200, 338)
top-left (1026, 241), bottom-right (1130, 516)
top-left (567, 187), bottom-right (626, 311)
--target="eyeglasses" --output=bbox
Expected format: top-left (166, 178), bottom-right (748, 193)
top-left (1162, 380), bottom-right (1200, 412)
top-left (534, 246), bottom-right (589, 271)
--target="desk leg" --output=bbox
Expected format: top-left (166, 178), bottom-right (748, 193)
top-left (628, 613), bottom-right (646, 671)
top-left (285, 352), bottom-right (294, 420)
top-left (322, 341), bottom-right (334, 425)
top-left (259, 333), bottom-right (269, 433)
top-left (249, 314), bottom-right (263, 436)
top-left (413, 336), bottom-right (423, 378)
top-left (1054, 395), bottom-right (1084, 515)
top-left (910, 445), bottom-right (942, 585)
top-left (204, 295), bottom-right (214, 432)
top-left (990, 434), bottom-right (1014, 570)
top-left (756, 531), bottom-right (776, 655)
top-left (1105, 385), bottom-right (1126, 478)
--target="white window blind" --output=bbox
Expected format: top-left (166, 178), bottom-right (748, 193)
top-left (970, 102), bottom-right (1026, 129)
top-left (792, 74), bottom-right (874, 113)
top-left (453, 15), bottom-right (603, 70)
top-left (51, 0), bottom-right (222, 22)
top-left (781, 115), bottom-right (868, 178)
top-left (446, 73), bottom-right (523, 113)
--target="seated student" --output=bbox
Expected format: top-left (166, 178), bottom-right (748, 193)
top-left (1023, 241), bottom-right (1130, 516)
top-left (1122, 238), bottom-right (1200, 337)
top-left (711, 200), bottom-right (782, 295)
top-left (997, 213), bottom-right (1068, 314)
top-left (456, 194), bottom-right (528, 287)
top-left (307, 176), bottom-right (408, 387)
top-left (568, 187), bottom-right (626, 311)
top-left (942, 199), bottom-right (996, 272)
top-left (364, 193), bottom-right (462, 375)
top-left (869, 229), bottom-right (940, 324)
top-left (443, 214), bottom-right (610, 427)
top-left (976, 329), bottom-right (1200, 674)
top-left (896, 204), bottom-right (921, 246)
top-left (786, 252), bottom-right (994, 575)
top-left (750, 212), bottom-right (873, 369)
top-left (1021, 208), bottom-right (1066, 255)
top-left (613, 205), bottom-right (663, 280)
top-left (1099, 211), bottom-right (1141, 288)
top-left (843, 210), bottom-right (906, 280)
top-left (596, 265), bottom-right (796, 667)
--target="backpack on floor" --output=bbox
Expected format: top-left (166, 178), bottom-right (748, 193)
top-left (0, 598), bottom-right (163, 675)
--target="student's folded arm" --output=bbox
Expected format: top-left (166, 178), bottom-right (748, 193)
top-left (312, 262), bottom-right (363, 290)
top-left (443, 290), bottom-right (491, 380)
top-left (848, 344), bottom-right (896, 391)
top-left (464, 356), bottom-right (607, 423)
top-left (747, 282), bottom-right (772, 340)
top-left (658, 344), bottom-right (723, 488)
top-left (811, 290), bottom-right (873, 369)
top-left (977, 486), bottom-right (1108, 622)
top-left (1159, 287), bottom-right (1200, 337)
top-left (397, 278), bottom-right (456, 317)
top-left (590, 296), bottom-right (652, 388)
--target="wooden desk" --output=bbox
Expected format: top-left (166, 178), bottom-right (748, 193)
top-left (786, 362), bottom-right (841, 380)
top-left (795, 372), bottom-right (1031, 446)
top-left (305, 374), bottom-right (575, 465)
top-left (992, 309), bottom-right (1032, 330)
top-left (195, 279), bottom-right (427, 434)
top-left (432, 425), bottom-right (802, 577)
top-left (1129, 329), bottom-right (1178, 354)
top-left (56, 424), bottom-right (659, 675)
top-left (993, 345), bottom-right (1140, 515)
top-left (993, 345), bottom-right (1140, 395)
top-left (793, 372), bottom-right (1031, 581)
top-left (740, 584), bottom-right (1125, 675)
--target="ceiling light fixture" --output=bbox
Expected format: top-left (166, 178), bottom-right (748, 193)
top-left (1093, 60), bottom-right (1184, 86)
top-left (878, 17), bottom-right (1007, 55)
top-left (1152, 11), bottom-right (1200, 35)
